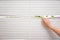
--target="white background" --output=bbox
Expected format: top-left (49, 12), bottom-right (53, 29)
top-left (0, 0), bottom-right (60, 40)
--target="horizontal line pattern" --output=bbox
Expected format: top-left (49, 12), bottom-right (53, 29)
top-left (0, 1), bottom-right (60, 40)
top-left (0, 17), bottom-right (60, 40)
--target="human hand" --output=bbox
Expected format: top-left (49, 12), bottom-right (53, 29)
top-left (42, 18), bottom-right (53, 29)
top-left (42, 18), bottom-right (60, 36)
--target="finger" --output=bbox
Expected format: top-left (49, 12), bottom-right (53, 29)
top-left (42, 18), bottom-right (47, 22)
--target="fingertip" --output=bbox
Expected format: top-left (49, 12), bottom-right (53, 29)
top-left (42, 18), bottom-right (47, 20)
top-left (42, 18), bottom-right (46, 22)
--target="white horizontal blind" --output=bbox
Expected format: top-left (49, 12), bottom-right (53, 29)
top-left (0, 1), bottom-right (60, 16)
top-left (0, 0), bottom-right (60, 40)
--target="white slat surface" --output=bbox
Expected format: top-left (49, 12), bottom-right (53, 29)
top-left (0, 0), bottom-right (60, 40)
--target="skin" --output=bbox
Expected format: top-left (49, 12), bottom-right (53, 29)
top-left (42, 18), bottom-right (60, 37)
